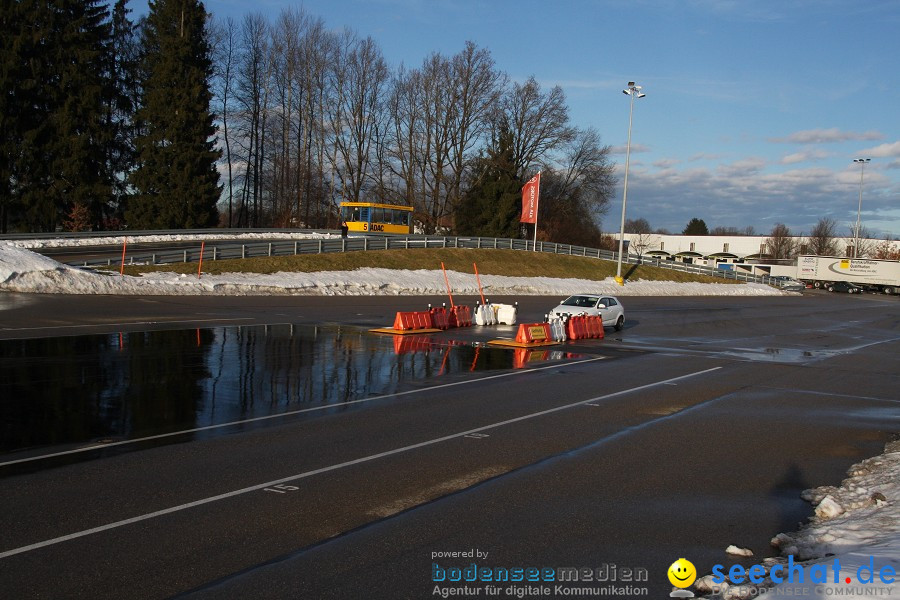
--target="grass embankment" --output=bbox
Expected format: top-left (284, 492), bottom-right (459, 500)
top-left (118, 248), bottom-right (738, 285)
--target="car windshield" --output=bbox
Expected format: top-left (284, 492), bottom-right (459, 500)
top-left (560, 295), bottom-right (599, 308)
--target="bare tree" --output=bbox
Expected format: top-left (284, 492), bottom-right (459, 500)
top-left (625, 218), bottom-right (651, 234)
top-left (806, 217), bottom-right (840, 256)
top-left (844, 224), bottom-right (876, 258)
top-left (325, 32), bottom-right (389, 205)
top-left (444, 42), bottom-right (505, 218)
top-left (387, 65), bottom-right (425, 222)
top-left (765, 223), bottom-right (798, 259)
top-left (499, 76), bottom-right (575, 176)
top-left (532, 127), bottom-right (615, 245)
top-left (210, 16), bottom-right (238, 226)
top-left (872, 237), bottom-right (900, 260)
top-left (232, 13), bottom-right (273, 227)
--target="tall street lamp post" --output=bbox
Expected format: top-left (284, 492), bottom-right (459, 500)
top-left (852, 158), bottom-right (871, 259)
top-left (616, 81), bottom-right (645, 286)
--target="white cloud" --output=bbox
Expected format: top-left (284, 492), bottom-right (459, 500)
top-left (780, 149), bottom-right (831, 164)
top-left (856, 141), bottom-right (900, 158)
top-left (717, 157), bottom-right (767, 177)
top-left (769, 128), bottom-right (884, 144)
top-left (610, 143), bottom-right (651, 155)
top-left (653, 158), bottom-right (681, 168)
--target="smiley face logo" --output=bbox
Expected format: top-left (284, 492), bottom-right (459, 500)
top-left (668, 558), bottom-right (697, 588)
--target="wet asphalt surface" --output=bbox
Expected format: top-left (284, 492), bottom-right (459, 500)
top-left (0, 291), bottom-right (898, 599)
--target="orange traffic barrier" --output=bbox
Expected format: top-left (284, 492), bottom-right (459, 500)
top-left (515, 323), bottom-right (552, 344)
top-left (429, 306), bottom-right (450, 330)
top-left (393, 336), bottom-right (435, 354)
top-left (448, 305), bottom-right (472, 328)
top-left (566, 316), bottom-right (581, 340)
top-left (393, 311), bottom-right (434, 331)
top-left (566, 315), bottom-right (604, 340)
top-left (513, 348), bottom-right (550, 369)
top-left (590, 316), bottom-right (605, 339)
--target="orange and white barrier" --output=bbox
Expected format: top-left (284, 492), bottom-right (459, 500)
top-left (547, 317), bottom-right (567, 342)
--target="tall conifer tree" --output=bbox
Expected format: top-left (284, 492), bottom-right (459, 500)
top-left (456, 128), bottom-right (523, 238)
top-left (129, 0), bottom-right (221, 229)
top-left (1, 0), bottom-right (113, 232)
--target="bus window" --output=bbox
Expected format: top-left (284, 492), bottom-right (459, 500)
top-left (359, 207), bottom-right (369, 222)
top-left (373, 207), bottom-right (384, 223)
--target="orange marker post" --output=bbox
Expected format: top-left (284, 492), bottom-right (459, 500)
top-left (119, 239), bottom-right (127, 276)
top-left (440, 262), bottom-right (455, 308)
top-left (473, 262), bottom-right (486, 305)
top-left (198, 241), bottom-right (206, 279)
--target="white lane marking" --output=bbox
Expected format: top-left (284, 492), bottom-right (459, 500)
top-left (0, 366), bottom-right (721, 560)
top-left (0, 358), bottom-right (607, 467)
top-left (0, 318), bottom-right (254, 332)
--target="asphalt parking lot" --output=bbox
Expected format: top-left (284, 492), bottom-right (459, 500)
top-left (0, 291), bottom-right (898, 599)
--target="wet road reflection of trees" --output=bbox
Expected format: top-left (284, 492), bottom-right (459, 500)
top-left (1, 325), bottom-right (557, 455)
top-left (1, 329), bottom-right (212, 452)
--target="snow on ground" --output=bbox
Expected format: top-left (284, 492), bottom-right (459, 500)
top-left (7, 231), bottom-right (338, 248)
top-left (1, 242), bottom-right (786, 297)
top-left (696, 438), bottom-right (900, 599)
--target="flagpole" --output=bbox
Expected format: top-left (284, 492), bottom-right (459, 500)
top-left (533, 171), bottom-right (540, 251)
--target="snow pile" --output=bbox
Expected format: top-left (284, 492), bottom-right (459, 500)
top-left (773, 439), bottom-right (900, 561)
top-left (697, 438), bottom-right (900, 599)
top-left (8, 231), bottom-right (338, 249)
top-left (1, 243), bottom-right (787, 297)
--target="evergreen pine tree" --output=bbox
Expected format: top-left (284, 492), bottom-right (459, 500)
top-left (682, 217), bottom-right (709, 236)
top-left (105, 0), bottom-right (141, 227)
top-left (50, 0), bottom-right (116, 229)
top-left (128, 0), bottom-right (221, 229)
top-left (1, 0), bottom-right (114, 232)
top-left (456, 129), bottom-right (523, 238)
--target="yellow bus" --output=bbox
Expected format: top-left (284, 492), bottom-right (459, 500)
top-left (339, 202), bottom-right (414, 234)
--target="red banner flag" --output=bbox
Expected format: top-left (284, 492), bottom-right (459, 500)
top-left (520, 172), bottom-right (541, 224)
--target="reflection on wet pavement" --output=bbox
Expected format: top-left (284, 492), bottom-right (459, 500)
top-left (0, 324), bottom-right (580, 456)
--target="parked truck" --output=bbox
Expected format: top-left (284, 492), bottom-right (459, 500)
top-left (797, 255), bottom-right (900, 294)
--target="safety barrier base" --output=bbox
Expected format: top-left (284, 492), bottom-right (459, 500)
top-left (487, 339), bottom-right (560, 349)
top-left (369, 328), bottom-right (444, 336)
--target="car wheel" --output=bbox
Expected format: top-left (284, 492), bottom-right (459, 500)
top-left (827, 286), bottom-right (834, 292)
top-left (614, 315), bottom-right (624, 331)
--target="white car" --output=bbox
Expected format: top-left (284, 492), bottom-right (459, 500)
top-left (548, 294), bottom-right (625, 331)
top-left (771, 276), bottom-right (806, 292)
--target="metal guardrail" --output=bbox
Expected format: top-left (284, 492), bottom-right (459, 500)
top-left (54, 230), bottom-right (772, 286)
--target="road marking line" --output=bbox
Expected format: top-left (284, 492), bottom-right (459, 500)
top-left (0, 366), bottom-right (720, 560)
top-left (0, 358), bottom-right (607, 467)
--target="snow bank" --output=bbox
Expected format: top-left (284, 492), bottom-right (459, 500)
top-left (1, 243), bottom-right (786, 297)
top-left (7, 231), bottom-right (338, 249)
top-left (698, 439), bottom-right (900, 599)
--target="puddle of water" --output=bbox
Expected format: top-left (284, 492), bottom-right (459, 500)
top-left (718, 347), bottom-right (842, 363)
top-left (0, 324), bottom-right (579, 456)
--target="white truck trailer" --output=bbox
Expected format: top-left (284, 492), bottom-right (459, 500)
top-left (797, 255), bottom-right (900, 294)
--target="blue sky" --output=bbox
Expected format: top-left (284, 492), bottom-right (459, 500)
top-left (135, 0), bottom-right (900, 238)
